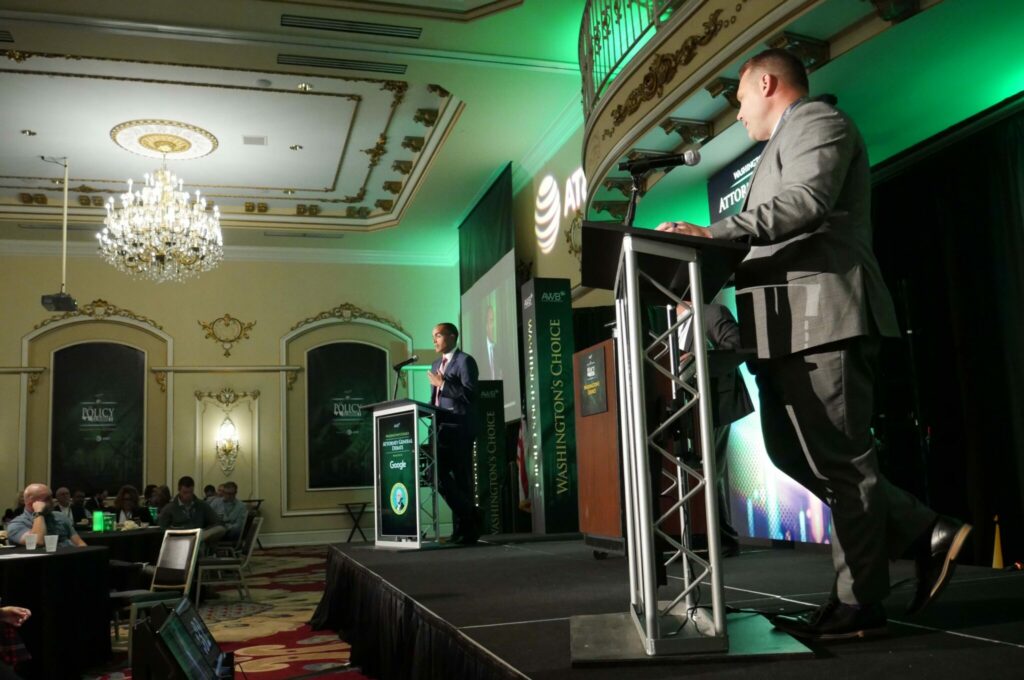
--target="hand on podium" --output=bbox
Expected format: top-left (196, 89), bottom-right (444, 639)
top-left (656, 221), bottom-right (712, 238)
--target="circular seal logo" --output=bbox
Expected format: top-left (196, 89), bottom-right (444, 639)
top-left (389, 482), bottom-right (409, 515)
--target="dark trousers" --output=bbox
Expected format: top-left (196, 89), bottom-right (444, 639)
top-left (751, 336), bottom-right (935, 604)
top-left (436, 422), bottom-right (476, 536)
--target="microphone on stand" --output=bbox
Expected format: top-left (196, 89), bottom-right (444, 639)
top-left (392, 355), bottom-right (419, 371)
top-left (618, 149), bottom-right (701, 175)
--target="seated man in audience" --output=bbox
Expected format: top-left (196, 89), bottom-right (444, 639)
top-left (70, 489), bottom-right (88, 520)
top-left (203, 484), bottom-right (217, 501)
top-left (158, 476), bottom-right (226, 546)
top-left (7, 483), bottom-right (87, 547)
top-left (52, 487), bottom-right (77, 523)
top-left (83, 489), bottom-right (108, 514)
top-left (209, 481), bottom-right (248, 541)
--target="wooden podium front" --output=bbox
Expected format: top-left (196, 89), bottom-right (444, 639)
top-left (574, 339), bottom-right (623, 552)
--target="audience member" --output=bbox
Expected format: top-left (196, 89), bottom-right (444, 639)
top-left (1, 493), bottom-right (24, 524)
top-left (83, 489), bottom-right (108, 514)
top-left (158, 476), bottom-right (225, 545)
top-left (141, 484), bottom-right (158, 507)
top-left (203, 484), bottom-right (217, 501)
top-left (53, 487), bottom-right (77, 523)
top-left (149, 485), bottom-right (172, 511)
top-left (0, 605), bottom-right (31, 679)
top-left (6, 483), bottom-right (87, 547)
top-left (209, 482), bottom-right (248, 541)
top-left (113, 485), bottom-right (149, 524)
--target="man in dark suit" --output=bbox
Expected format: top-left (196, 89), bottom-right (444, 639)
top-left (428, 322), bottom-right (481, 545)
top-left (657, 48), bottom-right (970, 640)
top-left (675, 302), bottom-right (754, 557)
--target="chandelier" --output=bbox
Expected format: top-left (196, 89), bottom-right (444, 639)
top-left (98, 164), bottom-right (223, 283)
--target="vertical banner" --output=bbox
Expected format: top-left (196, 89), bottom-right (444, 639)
top-left (521, 278), bottom-right (578, 533)
top-left (473, 381), bottom-right (508, 534)
top-left (306, 342), bottom-right (388, 489)
top-left (376, 411), bottom-right (418, 537)
top-left (51, 342), bottom-right (145, 493)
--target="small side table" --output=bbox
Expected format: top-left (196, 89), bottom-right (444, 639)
top-left (339, 502), bottom-right (370, 542)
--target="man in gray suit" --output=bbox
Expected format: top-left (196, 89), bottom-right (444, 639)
top-left (658, 49), bottom-right (970, 640)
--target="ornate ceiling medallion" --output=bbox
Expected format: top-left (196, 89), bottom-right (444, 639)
top-left (111, 119), bottom-right (218, 160)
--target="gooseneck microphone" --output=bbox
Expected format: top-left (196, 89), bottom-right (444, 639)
top-left (392, 355), bottom-right (418, 371)
top-left (618, 149), bottom-right (701, 174)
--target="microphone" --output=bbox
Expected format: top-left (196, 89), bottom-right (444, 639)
top-left (618, 149), bottom-right (701, 174)
top-left (392, 355), bottom-right (418, 371)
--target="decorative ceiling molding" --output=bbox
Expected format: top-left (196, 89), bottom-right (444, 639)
top-left (0, 50), bottom-right (461, 231)
top-left (0, 11), bottom-right (577, 74)
top-left (199, 314), bottom-right (257, 357)
top-left (266, 0), bottom-right (524, 22)
top-left (33, 298), bottom-right (163, 332)
top-left (194, 387), bottom-right (260, 408)
top-left (288, 301), bottom-right (407, 335)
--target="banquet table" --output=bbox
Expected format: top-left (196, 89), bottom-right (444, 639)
top-left (0, 544), bottom-right (111, 679)
top-left (78, 526), bottom-right (165, 563)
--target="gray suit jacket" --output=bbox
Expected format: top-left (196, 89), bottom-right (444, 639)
top-left (709, 99), bottom-right (899, 358)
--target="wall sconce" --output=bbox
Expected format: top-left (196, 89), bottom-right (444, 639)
top-left (215, 417), bottom-right (240, 474)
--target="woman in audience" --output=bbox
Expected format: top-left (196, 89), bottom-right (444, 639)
top-left (149, 485), bottom-right (172, 511)
top-left (113, 485), bottom-right (148, 524)
top-left (141, 484), bottom-right (157, 507)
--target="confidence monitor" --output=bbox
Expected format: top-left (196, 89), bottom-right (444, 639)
top-left (156, 599), bottom-right (230, 679)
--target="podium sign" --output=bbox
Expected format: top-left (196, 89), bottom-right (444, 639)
top-left (376, 410), bottom-right (418, 538)
top-left (370, 400), bottom-right (441, 549)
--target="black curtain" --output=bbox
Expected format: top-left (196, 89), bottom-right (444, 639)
top-left (872, 98), bottom-right (1024, 566)
top-left (458, 163), bottom-right (514, 295)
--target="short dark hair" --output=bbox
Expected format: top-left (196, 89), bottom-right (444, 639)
top-left (223, 481), bottom-right (238, 493)
top-left (436, 322), bottom-right (459, 339)
top-left (739, 48), bottom-right (809, 93)
top-left (203, 484), bottom-right (216, 495)
top-left (177, 475), bottom-right (195, 490)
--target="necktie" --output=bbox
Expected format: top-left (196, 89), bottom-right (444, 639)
top-left (435, 356), bottom-right (448, 406)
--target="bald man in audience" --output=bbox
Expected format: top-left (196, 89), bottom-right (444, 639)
top-left (6, 483), bottom-right (86, 548)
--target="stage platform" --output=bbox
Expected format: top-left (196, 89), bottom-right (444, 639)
top-left (311, 538), bottom-right (1024, 679)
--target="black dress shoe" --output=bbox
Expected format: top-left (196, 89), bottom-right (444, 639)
top-left (772, 599), bottom-right (887, 641)
top-left (906, 516), bottom-right (972, 615)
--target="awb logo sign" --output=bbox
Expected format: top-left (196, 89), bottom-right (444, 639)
top-left (541, 292), bottom-right (566, 303)
top-left (534, 168), bottom-right (587, 255)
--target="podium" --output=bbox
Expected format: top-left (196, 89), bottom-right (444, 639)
top-left (366, 399), bottom-right (442, 550)
top-left (571, 222), bottom-right (808, 663)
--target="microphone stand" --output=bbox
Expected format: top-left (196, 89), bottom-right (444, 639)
top-left (392, 367), bottom-right (403, 400)
top-left (622, 167), bottom-right (647, 228)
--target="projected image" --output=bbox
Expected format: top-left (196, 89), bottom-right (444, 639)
top-left (461, 250), bottom-right (521, 422)
top-left (725, 366), bottom-right (833, 546)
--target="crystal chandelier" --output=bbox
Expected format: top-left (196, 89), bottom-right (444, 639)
top-left (98, 164), bottom-right (223, 283)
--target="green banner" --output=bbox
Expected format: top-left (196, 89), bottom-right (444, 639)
top-left (521, 278), bottom-right (578, 533)
top-left (377, 411), bottom-right (418, 537)
top-left (307, 342), bottom-right (388, 489)
top-left (51, 342), bottom-right (145, 493)
top-left (473, 381), bottom-right (508, 534)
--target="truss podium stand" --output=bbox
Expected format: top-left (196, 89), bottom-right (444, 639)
top-left (365, 399), bottom-right (442, 550)
top-left (571, 222), bottom-right (809, 663)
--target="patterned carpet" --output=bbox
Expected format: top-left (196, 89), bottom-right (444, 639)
top-left (89, 546), bottom-right (367, 679)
